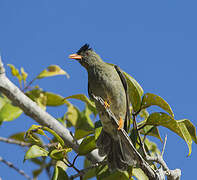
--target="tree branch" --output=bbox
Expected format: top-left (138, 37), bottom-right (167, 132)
top-left (0, 56), bottom-right (181, 180)
top-left (0, 136), bottom-right (59, 149)
top-left (0, 136), bottom-right (30, 147)
top-left (0, 57), bottom-right (103, 164)
top-left (92, 94), bottom-right (181, 180)
top-left (70, 161), bottom-right (107, 180)
top-left (0, 156), bottom-right (33, 180)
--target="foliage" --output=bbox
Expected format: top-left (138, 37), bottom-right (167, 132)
top-left (0, 64), bottom-right (196, 179)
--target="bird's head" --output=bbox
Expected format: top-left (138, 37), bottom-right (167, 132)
top-left (69, 44), bottom-right (103, 69)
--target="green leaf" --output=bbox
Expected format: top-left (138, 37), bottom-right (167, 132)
top-left (96, 165), bottom-right (129, 180)
top-left (7, 64), bottom-right (22, 85)
top-left (81, 105), bottom-right (95, 128)
top-left (0, 95), bottom-right (23, 122)
top-left (83, 158), bottom-right (96, 180)
top-left (64, 94), bottom-right (97, 115)
top-left (30, 158), bottom-right (43, 166)
top-left (133, 168), bottom-right (149, 180)
top-left (180, 119), bottom-right (197, 144)
top-left (49, 148), bottom-right (72, 161)
top-left (7, 64), bottom-right (20, 76)
top-left (144, 138), bottom-right (160, 155)
top-left (27, 89), bottom-right (67, 107)
top-left (141, 93), bottom-right (174, 117)
top-left (26, 89), bottom-right (47, 110)
top-left (20, 67), bottom-right (28, 84)
top-left (95, 121), bottom-right (102, 141)
top-left (74, 129), bottom-right (94, 140)
top-left (138, 110), bottom-right (162, 142)
top-left (123, 72), bottom-right (143, 113)
top-left (33, 168), bottom-right (43, 178)
top-left (64, 102), bottom-right (80, 127)
top-left (124, 72), bottom-right (143, 96)
top-left (25, 133), bottom-right (43, 145)
top-left (37, 65), bottom-right (69, 79)
top-left (74, 105), bottom-right (94, 139)
top-left (52, 164), bottom-right (69, 180)
top-left (140, 125), bottom-right (162, 142)
top-left (25, 125), bottom-right (45, 145)
top-left (27, 125), bottom-right (45, 136)
top-left (42, 127), bottom-right (65, 147)
top-left (146, 112), bottom-right (197, 156)
top-left (26, 88), bottom-right (42, 100)
top-left (78, 136), bottom-right (96, 155)
top-left (139, 108), bottom-right (149, 120)
top-left (104, 171), bottom-right (129, 180)
top-left (44, 92), bottom-right (66, 106)
top-left (24, 145), bottom-right (48, 162)
top-left (49, 149), bottom-right (72, 160)
top-left (96, 165), bottom-right (108, 179)
top-left (9, 132), bottom-right (26, 142)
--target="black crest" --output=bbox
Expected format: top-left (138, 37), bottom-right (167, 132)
top-left (77, 44), bottom-right (92, 54)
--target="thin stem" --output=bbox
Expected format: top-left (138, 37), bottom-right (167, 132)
top-left (22, 77), bottom-right (37, 92)
top-left (161, 135), bottom-right (167, 157)
top-left (72, 154), bottom-right (79, 166)
top-left (132, 113), bottom-right (147, 158)
top-left (137, 124), bottom-right (147, 131)
top-left (0, 136), bottom-right (30, 147)
top-left (70, 161), bottom-right (107, 180)
top-left (0, 156), bottom-right (33, 180)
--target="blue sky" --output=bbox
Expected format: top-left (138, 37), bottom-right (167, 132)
top-left (0, 0), bottom-right (197, 179)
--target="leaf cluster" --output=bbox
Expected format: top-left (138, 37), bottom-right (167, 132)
top-left (0, 64), bottom-right (196, 179)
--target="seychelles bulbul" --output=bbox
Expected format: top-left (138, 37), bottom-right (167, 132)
top-left (69, 44), bottom-right (133, 171)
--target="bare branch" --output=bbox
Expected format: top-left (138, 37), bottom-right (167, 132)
top-left (0, 136), bottom-right (59, 149)
top-left (0, 56), bottom-right (181, 180)
top-left (70, 161), bottom-right (107, 180)
top-left (92, 94), bottom-right (181, 180)
top-left (0, 156), bottom-right (33, 180)
top-left (92, 94), bottom-right (157, 179)
top-left (0, 57), bottom-right (103, 164)
top-left (0, 136), bottom-right (30, 147)
top-left (161, 135), bottom-right (167, 157)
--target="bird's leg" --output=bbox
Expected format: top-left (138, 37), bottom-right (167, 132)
top-left (118, 117), bottom-right (124, 130)
top-left (104, 100), bottom-right (110, 108)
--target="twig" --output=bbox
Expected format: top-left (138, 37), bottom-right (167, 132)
top-left (132, 113), bottom-right (147, 157)
top-left (0, 56), bottom-right (181, 180)
top-left (69, 131), bottom-right (79, 146)
top-left (70, 161), bottom-right (107, 180)
top-left (0, 56), bottom-right (103, 164)
top-left (92, 94), bottom-right (181, 180)
top-left (22, 77), bottom-right (37, 92)
top-left (0, 136), bottom-right (59, 149)
top-left (161, 135), bottom-right (167, 157)
top-left (72, 154), bottom-right (79, 166)
top-left (0, 136), bottom-right (30, 147)
top-left (92, 94), bottom-right (157, 179)
top-left (0, 156), bottom-right (33, 180)
top-left (63, 156), bottom-right (82, 180)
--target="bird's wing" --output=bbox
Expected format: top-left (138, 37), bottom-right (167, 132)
top-left (114, 65), bottom-right (130, 132)
top-left (88, 82), bottom-right (94, 100)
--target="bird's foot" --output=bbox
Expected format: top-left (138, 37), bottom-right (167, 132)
top-left (118, 117), bottom-right (124, 130)
top-left (104, 101), bottom-right (110, 108)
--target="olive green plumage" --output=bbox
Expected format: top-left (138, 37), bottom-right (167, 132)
top-left (71, 44), bottom-right (133, 171)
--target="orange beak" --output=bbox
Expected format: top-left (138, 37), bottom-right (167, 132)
top-left (69, 54), bottom-right (82, 60)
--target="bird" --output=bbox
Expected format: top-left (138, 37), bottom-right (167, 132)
top-left (69, 44), bottom-right (133, 171)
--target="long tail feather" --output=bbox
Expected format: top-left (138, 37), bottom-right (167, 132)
top-left (96, 129), bottom-right (133, 171)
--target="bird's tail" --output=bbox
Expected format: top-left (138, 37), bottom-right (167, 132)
top-left (96, 129), bottom-right (134, 171)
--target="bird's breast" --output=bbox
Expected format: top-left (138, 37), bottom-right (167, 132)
top-left (88, 65), bottom-right (127, 126)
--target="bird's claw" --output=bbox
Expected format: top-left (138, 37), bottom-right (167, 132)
top-left (104, 101), bottom-right (110, 108)
top-left (118, 117), bottom-right (123, 130)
